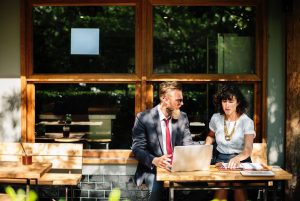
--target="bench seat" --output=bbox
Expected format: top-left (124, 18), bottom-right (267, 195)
top-left (38, 173), bottom-right (82, 185)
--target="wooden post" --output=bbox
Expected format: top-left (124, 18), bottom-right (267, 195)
top-left (286, 0), bottom-right (300, 200)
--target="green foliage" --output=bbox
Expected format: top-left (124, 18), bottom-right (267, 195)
top-left (108, 188), bottom-right (130, 201)
top-left (108, 188), bottom-right (121, 201)
top-left (64, 114), bottom-right (72, 124)
top-left (3, 187), bottom-right (128, 201)
top-left (5, 186), bottom-right (38, 201)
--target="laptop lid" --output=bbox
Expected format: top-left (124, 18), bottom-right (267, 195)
top-left (171, 145), bottom-right (213, 172)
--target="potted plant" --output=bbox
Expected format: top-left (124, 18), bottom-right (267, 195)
top-left (63, 114), bottom-right (72, 138)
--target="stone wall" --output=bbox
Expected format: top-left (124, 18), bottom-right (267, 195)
top-left (76, 164), bottom-right (148, 201)
top-left (0, 164), bottom-right (149, 201)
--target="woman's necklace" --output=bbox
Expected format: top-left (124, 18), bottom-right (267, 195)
top-left (224, 118), bottom-right (237, 141)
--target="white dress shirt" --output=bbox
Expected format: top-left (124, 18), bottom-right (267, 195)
top-left (209, 113), bottom-right (256, 154)
top-left (158, 105), bottom-right (172, 155)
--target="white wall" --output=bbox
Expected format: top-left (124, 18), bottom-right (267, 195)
top-left (0, 0), bottom-right (21, 141)
top-left (0, 79), bottom-right (21, 141)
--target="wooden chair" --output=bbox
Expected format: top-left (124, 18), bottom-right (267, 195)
top-left (250, 142), bottom-right (269, 200)
top-left (251, 142), bottom-right (268, 165)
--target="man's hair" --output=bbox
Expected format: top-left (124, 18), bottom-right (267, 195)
top-left (159, 81), bottom-right (182, 101)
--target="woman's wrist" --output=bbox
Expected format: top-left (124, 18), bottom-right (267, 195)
top-left (234, 155), bottom-right (243, 162)
top-left (236, 153), bottom-right (250, 162)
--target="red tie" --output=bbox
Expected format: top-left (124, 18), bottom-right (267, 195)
top-left (164, 118), bottom-right (173, 164)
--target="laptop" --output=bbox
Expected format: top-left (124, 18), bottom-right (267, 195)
top-left (171, 145), bottom-right (213, 172)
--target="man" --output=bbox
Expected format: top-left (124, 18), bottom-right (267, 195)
top-left (132, 81), bottom-right (194, 201)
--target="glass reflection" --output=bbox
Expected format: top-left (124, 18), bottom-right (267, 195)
top-left (35, 84), bottom-right (135, 149)
top-left (153, 6), bottom-right (256, 74)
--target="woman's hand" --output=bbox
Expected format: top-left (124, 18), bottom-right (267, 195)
top-left (152, 154), bottom-right (172, 170)
top-left (215, 162), bottom-right (223, 167)
top-left (228, 156), bottom-right (241, 169)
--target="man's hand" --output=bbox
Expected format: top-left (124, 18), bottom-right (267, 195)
top-left (152, 154), bottom-right (172, 170)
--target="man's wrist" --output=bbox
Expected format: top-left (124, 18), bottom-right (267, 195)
top-left (151, 157), bottom-right (157, 169)
top-left (152, 157), bottom-right (157, 165)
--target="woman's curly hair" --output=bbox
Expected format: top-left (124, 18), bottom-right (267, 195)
top-left (213, 84), bottom-right (248, 115)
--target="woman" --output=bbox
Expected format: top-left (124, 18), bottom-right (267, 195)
top-left (205, 84), bottom-right (256, 201)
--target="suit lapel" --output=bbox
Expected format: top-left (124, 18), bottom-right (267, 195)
top-left (171, 118), bottom-right (178, 149)
top-left (151, 106), bottom-right (164, 155)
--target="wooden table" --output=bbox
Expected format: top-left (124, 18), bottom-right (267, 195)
top-left (36, 133), bottom-right (85, 142)
top-left (157, 166), bottom-right (292, 201)
top-left (35, 133), bottom-right (111, 149)
top-left (71, 134), bottom-right (112, 149)
top-left (0, 161), bottom-right (52, 200)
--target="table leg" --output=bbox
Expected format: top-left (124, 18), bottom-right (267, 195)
top-left (169, 182), bottom-right (174, 201)
top-left (26, 179), bottom-right (30, 201)
top-left (273, 181), bottom-right (281, 201)
top-left (273, 183), bottom-right (276, 201)
top-left (263, 187), bottom-right (268, 201)
top-left (65, 186), bottom-right (68, 201)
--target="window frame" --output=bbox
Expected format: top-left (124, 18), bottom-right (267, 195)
top-left (21, 0), bottom-right (267, 144)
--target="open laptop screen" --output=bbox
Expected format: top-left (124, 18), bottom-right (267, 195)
top-left (171, 145), bottom-right (213, 172)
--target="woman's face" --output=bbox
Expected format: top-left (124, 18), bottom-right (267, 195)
top-left (221, 96), bottom-right (239, 117)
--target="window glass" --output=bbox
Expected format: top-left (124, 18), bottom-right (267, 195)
top-left (153, 6), bottom-right (256, 74)
top-left (33, 6), bottom-right (135, 73)
top-left (154, 83), bottom-right (254, 142)
top-left (35, 84), bottom-right (135, 149)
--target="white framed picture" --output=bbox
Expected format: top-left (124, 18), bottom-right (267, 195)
top-left (71, 28), bottom-right (100, 55)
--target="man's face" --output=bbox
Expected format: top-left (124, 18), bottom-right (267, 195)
top-left (164, 89), bottom-right (183, 114)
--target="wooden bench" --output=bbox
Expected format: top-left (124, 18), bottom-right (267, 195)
top-left (0, 142), bottom-right (83, 200)
top-left (0, 193), bottom-right (10, 201)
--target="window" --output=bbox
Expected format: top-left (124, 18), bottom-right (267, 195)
top-left (22, 0), bottom-right (265, 148)
top-left (153, 6), bottom-right (256, 74)
top-left (33, 6), bottom-right (135, 73)
top-left (35, 84), bottom-right (135, 149)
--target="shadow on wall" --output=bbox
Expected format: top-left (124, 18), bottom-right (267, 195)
top-left (267, 77), bottom-right (284, 166)
top-left (267, 100), bottom-right (283, 166)
top-left (0, 79), bottom-right (21, 142)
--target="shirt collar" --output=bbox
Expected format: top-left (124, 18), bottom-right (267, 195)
top-left (158, 104), bottom-right (170, 122)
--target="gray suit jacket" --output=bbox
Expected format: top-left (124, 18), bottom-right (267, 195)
top-left (132, 105), bottom-right (194, 186)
